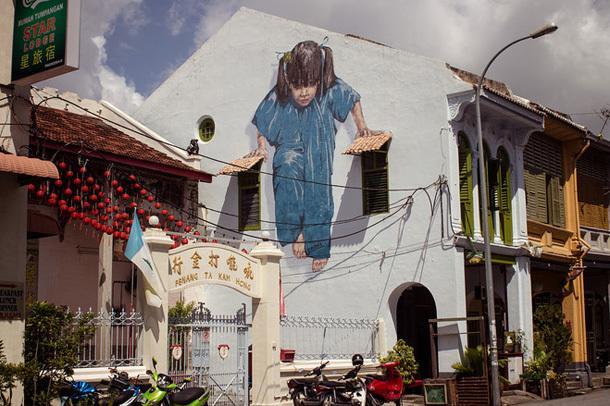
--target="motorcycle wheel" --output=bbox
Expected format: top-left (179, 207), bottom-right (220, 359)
top-left (292, 390), bottom-right (306, 406)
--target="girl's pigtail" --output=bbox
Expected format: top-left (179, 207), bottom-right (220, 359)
top-left (321, 46), bottom-right (336, 94)
top-left (276, 54), bottom-right (290, 103)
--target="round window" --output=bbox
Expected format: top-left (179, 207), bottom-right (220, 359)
top-left (198, 117), bottom-right (215, 143)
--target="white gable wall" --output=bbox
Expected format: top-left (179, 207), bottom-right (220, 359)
top-left (136, 8), bottom-right (472, 373)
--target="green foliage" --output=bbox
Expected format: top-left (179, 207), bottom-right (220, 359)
top-left (378, 339), bottom-right (418, 384)
top-left (0, 340), bottom-right (23, 406)
top-left (452, 346), bottom-right (484, 377)
top-left (22, 301), bottom-right (93, 405)
top-left (168, 300), bottom-right (196, 320)
top-left (533, 304), bottom-right (572, 372)
top-left (521, 349), bottom-right (551, 382)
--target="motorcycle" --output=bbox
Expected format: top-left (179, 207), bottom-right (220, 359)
top-left (59, 367), bottom-right (148, 405)
top-left (315, 359), bottom-right (366, 406)
top-left (138, 357), bottom-right (209, 406)
top-left (363, 361), bottom-right (403, 406)
top-left (287, 360), bottom-right (329, 406)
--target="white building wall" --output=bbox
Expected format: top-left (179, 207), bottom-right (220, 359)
top-left (136, 8), bottom-right (474, 373)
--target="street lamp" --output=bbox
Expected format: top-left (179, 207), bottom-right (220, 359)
top-left (474, 22), bottom-right (557, 406)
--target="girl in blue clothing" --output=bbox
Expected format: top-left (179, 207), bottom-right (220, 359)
top-left (252, 40), bottom-right (372, 272)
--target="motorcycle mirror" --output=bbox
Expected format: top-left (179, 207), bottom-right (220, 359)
top-left (146, 370), bottom-right (152, 375)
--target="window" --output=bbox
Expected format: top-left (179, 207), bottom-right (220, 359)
top-left (524, 133), bottom-right (565, 227)
top-left (458, 133), bottom-right (474, 236)
top-left (577, 149), bottom-right (609, 229)
top-left (496, 148), bottom-right (512, 244)
top-left (198, 117), bottom-right (215, 143)
top-left (362, 143), bottom-right (389, 214)
top-left (238, 162), bottom-right (261, 230)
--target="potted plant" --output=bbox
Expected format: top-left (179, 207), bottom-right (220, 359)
top-left (378, 339), bottom-right (419, 387)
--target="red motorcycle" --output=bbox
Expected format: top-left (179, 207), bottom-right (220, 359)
top-left (363, 361), bottom-right (403, 406)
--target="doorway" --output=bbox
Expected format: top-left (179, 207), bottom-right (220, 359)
top-left (396, 284), bottom-right (437, 377)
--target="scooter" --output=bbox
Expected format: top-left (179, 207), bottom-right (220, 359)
top-left (287, 360), bottom-right (329, 406)
top-left (138, 357), bottom-right (209, 405)
top-left (363, 361), bottom-right (403, 406)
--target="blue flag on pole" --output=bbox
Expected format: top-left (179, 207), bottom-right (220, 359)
top-left (125, 211), bottom-right (163, 306)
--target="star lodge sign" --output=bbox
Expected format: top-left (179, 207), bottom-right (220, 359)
top-left (168, 243), bottom-right (261, 299)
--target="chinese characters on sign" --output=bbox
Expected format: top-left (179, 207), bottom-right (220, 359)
top-left (0, 282), bottom-right (24, 320)
top-left (168, 244), bottom-right (261, 298)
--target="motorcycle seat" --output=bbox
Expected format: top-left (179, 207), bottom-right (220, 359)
top-left (170, 387), bottom-right (209, 405)
top-left (291, 379), bottom-right (315, 386)
top-left (318, 381), bottom-right (347, 388)
top-left (364, 374), bottom-right (386, 381)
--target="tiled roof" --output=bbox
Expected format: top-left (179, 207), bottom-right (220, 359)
top-left (0, 153), bottom-right (59, 179)
top-left (343, 132), bottom-right (392, 155)
top-left (33, 106), bottom-right (212, 179)
top-left (218, 154), bottom-right (264, 175)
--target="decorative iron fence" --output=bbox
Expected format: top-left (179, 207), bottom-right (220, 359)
top-left (280, 315), bottom-right (379, 361)
top-left (168, 303), bottom-right (248, 406)
top-left (73, 308), bottom-right (144, 368)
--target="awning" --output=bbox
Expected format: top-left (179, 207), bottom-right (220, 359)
top-left (343, 131), bottom-right (392, 155)
top-left (0, 154), bottom-right (59, 179)
top-left (218, 154), bottom-right (264, 175)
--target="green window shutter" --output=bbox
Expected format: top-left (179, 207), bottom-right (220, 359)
top-left (525, 167), bottom-right (548, 223)
top-left (458, 134), bottom-right (474, 237)
top-left (238, 162), bottom-right (262, 231)
top-left (362, 144), bottom-right (389, 215)
top-left (548, 176), bottom-right (565, 228)
top-left (497, 150), bottom-right (512, 244)
top-left (486, 156), bottom-right (496, 238)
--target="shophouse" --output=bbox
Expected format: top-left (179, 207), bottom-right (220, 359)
top-left (577, 135), bottom-right (610, 373)
top-left (134, 8), bottom-right (561, 378)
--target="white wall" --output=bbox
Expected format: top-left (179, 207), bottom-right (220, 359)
top-left (136, 8), bottom-right (472, 373)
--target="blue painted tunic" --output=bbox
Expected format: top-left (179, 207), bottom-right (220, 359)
top-left (252, 78), bottom-right (360, 259)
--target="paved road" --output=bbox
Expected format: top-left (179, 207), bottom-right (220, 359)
top-left (529, 388), bottom-right (610, 405)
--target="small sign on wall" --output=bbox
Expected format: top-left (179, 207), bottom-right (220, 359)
top-left (0, 281), bottom-right (25, 320)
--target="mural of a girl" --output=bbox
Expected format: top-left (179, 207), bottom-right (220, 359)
top-left (252, 40), bottom-right (373, 272)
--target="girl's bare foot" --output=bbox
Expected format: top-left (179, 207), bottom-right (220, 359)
top-left (312, 258), bottom-right (328, 272)
top-left (292, 233), bottom-right (306, 258)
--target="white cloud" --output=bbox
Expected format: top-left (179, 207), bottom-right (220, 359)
top-left (41, 0), bottom-right (145, 114)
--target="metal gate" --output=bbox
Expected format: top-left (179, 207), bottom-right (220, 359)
top-left (168, 303), bottom-right (249, 406)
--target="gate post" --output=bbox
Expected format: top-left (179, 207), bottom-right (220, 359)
top-left (138, 227), bottom-right (172, 373)
top-left (250, 239), bottom-right (284, 406)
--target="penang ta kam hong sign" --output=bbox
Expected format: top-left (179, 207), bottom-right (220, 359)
top-left (168, 243), bottom-right (261, 299)
top-left (11, 0), bottom-right (81, 84)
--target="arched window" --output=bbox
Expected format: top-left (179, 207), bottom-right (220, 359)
top-left (483, 143), bottom-right (495, 239)
top-left (458, 133), bottom-right (474, 237)
top-left (496, 147), bottom-right (512, 244)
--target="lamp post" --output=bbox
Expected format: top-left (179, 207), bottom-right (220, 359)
top-left (474, 23), bottom-right (557, 406)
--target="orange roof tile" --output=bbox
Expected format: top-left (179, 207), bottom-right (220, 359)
top-left (0, 154), bottom-right (59, 179)
top-left (218, 154), bottom-right (264, 175)
top-left (343, 132), bottom-right (392, 155)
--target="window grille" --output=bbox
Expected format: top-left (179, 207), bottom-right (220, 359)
top-left (238, 162), bottom-right (261, 230)
top-left (458, 133), bottom-right (474, 237)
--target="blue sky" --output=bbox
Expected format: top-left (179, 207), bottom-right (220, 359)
top-left (42, 0), bottom-right (609, 136)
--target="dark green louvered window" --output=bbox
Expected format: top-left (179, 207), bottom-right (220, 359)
top-left (362, 143), bottom-right (389, 215)
top-left (524, 133), bottom-right (565, 228)
top-left (238, 162), bottom-right (261, 231)
top-left (458, 133), bottom-right (474, 237)
top-left (497, 147), bottom-right (512, 244)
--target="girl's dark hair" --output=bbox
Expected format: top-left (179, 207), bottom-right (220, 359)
top-left (276, 41), bottom-right (336, 103)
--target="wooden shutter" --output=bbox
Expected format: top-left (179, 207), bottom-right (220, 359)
top-left (578, 174), bottom-right (608, 229)
top-left (497, 149), bottom-right (512, 244)
top-left (548, 176), bottom-right (565, 228)
top-left (485, 156), bottom-right (496, 238)
top-left (238, 162), bottom-right (261, 230)
top-left (458, 134), bottom-right (474, 236)
top-left (524, 167), bottom-right (548, 223)
top-left (362, 145), bottom-right (389, 215)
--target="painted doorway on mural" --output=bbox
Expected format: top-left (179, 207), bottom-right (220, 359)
top-left (396, 284), bottom-right (437, 378)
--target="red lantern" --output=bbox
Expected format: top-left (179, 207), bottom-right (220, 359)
top-left (176, 220), bottom-right (184, 228)
top-left (47, 198), bottom-right (57, 206)
top-left (134, 183), bottom-right (142, 190)
top-left (73, 177), bottom-right (81, 185)
top-left (84, 217), bottom-right (91, 224)
top-left (122, 193), bottom-right (130, 200)
top-left (161, 209), bottom-right (168, 216)
top-left (73, 195), bottom-right (81, 202)
top-left (113, 231), bottom-right (121, 238)
top-left (36, 189), bottom-right (45, 198)
top-left (64, 188), bottom-right (73, 196)
top-left (89, 194), bottom-right (98, 201)
top-left (54, 179), bottom-right (63, 187)
top-left (79, 166), bottom-right (87, 174)
top-left (105, 228), bottom-right (114, 235)
top-left (66, 170), bottom-right (74, 178)
top-left (171, 235), bottom-right (179, 241)
top-left (83, 201), bottom-right (91, 209)
top-left (181, 238), bottom-right (189, 245)
top-left (241, 249), bottom-right (249, 254)
top-left (113, 205), bottom-right (120, 212)
top-left (193, 230), bottom-right (201, 236)
top-left (68, 206), bottom-right (76, 213)
top-left (140, 189), bottom-right (147, 195)
top-left (91, 208), bottom-right (99, 215)
top-left (137, 208), bottom-right (145, 215)
top-left (27, 183), bottom-right (36, 192)
top-left (185, 225), bottom-right (192, 232)
top-left (120, 232), bottom-right (128, 240)
top-left (102, 215), bottom-right (109, 222)
top-left (171, 242), bottom-right (179, 249)
top-left (212, 239), bottom-right (218, 243)
top-left (50, 193), bottom-right (58, 200)
top-left (104, 170), bottom-right (111, 178)
top-left (130, 202), bottom-right (138, 208)
top-left (93, 184), bottom-right (101, 191)
top-left (97, 202), bottom-right (105, 209)
top-left (58, 162), bottom-right (67, 170)
top-left (129, 174), bottom-right (136, 181)
top-left (71, 212), bottom-right (79, 219)
top-left (116, 186), bottom-right (124, 193)
top-left (125, 227), bottom-right (131, 234)
top-left (60, 204), bottom-right (69, 211)
top-left (104, 197), bottom-right (111, 204)
top-left (58, 199), bottom-right (67, 206)
top-left (81, 185), bottom-right (89, 193)
top-left (154, 202), bottom-right (161, 209)
top-left (168, 215), bottom-right (175, 221)
top-left (147, 195), bottom-right (154, 202)
top-left (111, 179), bottom-right (119, 187)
